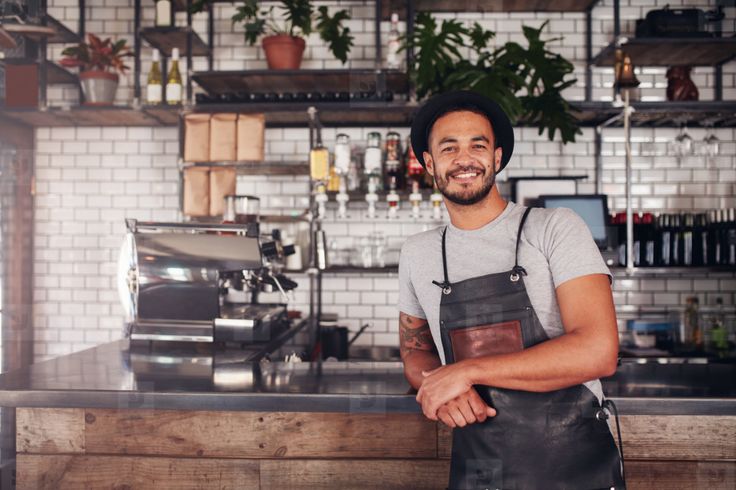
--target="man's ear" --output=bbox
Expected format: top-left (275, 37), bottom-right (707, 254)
top-left (494, 147), bottom-right (503, 173)
top-left (423, 151), bottom-right (434, 176)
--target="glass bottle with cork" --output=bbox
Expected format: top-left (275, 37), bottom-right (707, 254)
top-left (384, 131), bottom-right (404, 192)
top-left (406, 139), bottom-right (425, 219)
top-left (155, 0), bottom-right (173, 27)
top-left (363, 132), bottom-right (383, 193)
top-left (166, 47), bottom-right (183, 105)
top-left (146, 50), bottom-right (163, 105)
top-left (682, 296), bottom-right (702, 350)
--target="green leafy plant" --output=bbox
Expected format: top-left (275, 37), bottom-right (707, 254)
top-left (192, 0), bottom-right (353, 64)
top-left (404, 13), bottom-right (581, 143)
top-left (59, 33), bottom-right (133, 73)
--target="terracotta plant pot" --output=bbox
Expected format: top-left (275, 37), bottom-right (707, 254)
top-left (79, 70), bottom-right (119, 106)
top-left (261, 35), bottom-right (306, 70)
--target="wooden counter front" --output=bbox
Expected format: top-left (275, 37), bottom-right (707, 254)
top-left (15, 407), bottom-right (736, 489)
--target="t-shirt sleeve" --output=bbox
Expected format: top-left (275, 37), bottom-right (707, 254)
top-left (397, 240), bottom-right (427, 319)
top-left (542, 207), bottom-right (613, 288)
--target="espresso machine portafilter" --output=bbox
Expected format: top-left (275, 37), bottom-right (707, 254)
top-left (118, 219), bottom-right (298, 343)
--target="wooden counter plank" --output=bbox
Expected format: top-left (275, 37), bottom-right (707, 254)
top-left (617, 415), bottom-right (736, 460)
top-left (625, 460), bottom-right (736, 489)
top-left (16, 408), bottom-right (85, 454)
top-left (83, 409), bottom-right (437, 459)
top-left (438, 423), bottom-right (452, 459)
top-left (439, 415), bottom-right (736, 460)
top-left (260, 459), bottom-right (451, 490)
top-left (16, 454), bottom-right (259, 490)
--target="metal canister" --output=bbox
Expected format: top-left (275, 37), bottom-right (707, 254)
top-left (385, 132), bottom-right (402, 163)
top-left (334, 133), bottom-right (351, 175)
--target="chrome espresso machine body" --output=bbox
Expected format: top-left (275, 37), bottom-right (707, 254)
top-left (119, 219), bottom-right (298, 343)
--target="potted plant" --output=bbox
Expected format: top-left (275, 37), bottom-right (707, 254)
top-left (192, 0), bottom-right (353, 69)
top-left (404, 13), bottom-right (581, 144)
top-left (59, 33), bottom-right (133, 105)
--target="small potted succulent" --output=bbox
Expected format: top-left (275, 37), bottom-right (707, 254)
top-left (192, 0), bottom-right (353, 69)
top-left (60, 33), bottom-right (133, 105)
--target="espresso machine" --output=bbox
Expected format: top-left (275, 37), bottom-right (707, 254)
top-left (118, 219), bottom-right (298, 344)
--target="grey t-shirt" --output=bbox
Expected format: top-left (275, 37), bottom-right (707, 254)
top-left (398, 200), bottom-right (612, 401)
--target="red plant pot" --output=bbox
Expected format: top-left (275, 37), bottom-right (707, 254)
top-left (261, 35), bottom-right (306, 70)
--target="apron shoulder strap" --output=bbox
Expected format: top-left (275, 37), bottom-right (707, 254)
top-left (512, 207), bottom-right (533, 277)
top-left (431, 226), bottom-right (452, 293)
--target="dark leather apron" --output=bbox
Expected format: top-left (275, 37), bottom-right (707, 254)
top-left (434, 207), bottom-right (625, 490)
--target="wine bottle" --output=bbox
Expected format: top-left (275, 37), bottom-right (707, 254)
top-left (682, 213), bottom-right (694, 266)
top-left (146, 50), bottom-right (163, 105)
top-left (728, 208), bottom-right (736, 266)
top-left (664, 214), bottom-right (674, 266)
top-left (693, 213), bottom-right (707, 266)
top-left (384, 131), bottom-right (404, 191)
top-left (672, 214), bottom-right (682, 266)
top-left (166, 47), bottom-right (183, 105)
top-left (155, 0), bottom-right (172, 27)
top-left (642, 212), bottom-right (655, 266)
top-left (633, 212), bottom-right (642, 266)
top-left (364, 132), bottom-right (383, 192)
top-left (386, 13), bottom-right (401, 70)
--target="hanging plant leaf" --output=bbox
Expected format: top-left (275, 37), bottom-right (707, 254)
top-left (316, 7), bottom-right (354, 64)
top-left (404, 15), bottom-right (581, 144)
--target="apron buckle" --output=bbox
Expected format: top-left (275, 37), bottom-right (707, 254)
top-left (432, 280), bottom-right (453, 295)
top-left (510, 265), bottom-right (527, 282)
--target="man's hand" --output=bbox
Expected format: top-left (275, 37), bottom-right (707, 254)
top-left (417, 362), bottom-right (476, 420)
top-left (435, 387), bottom-right (497, 428)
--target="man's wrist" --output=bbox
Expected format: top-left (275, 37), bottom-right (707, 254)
top-left (461, 358), bottom-right (484, 386)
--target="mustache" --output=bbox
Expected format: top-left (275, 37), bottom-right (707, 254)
top-left (447, 166), bottom-right (486, 178)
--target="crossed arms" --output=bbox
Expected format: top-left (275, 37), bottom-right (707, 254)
top-left (400, 273), bottom-right (620, 427)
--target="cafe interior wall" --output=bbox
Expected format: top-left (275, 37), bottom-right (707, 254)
top-left (28, 0), bottom-right (736, 361)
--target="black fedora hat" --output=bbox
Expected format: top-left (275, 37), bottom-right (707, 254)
top-left (410, 90), bottom-right (515, 171)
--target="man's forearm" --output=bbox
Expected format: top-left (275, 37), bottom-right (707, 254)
top-left (398, 312), bottom-right (441, 390)
top-left (463, 328), bottom-right (618, 392)
top-left (402, 349), bottom-right (441, 390)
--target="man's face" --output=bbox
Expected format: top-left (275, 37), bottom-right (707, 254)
top-left (423, 111), bottom-right (503, 206)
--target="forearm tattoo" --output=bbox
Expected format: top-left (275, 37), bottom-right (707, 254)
top-left (399, 313), bottom-right (435, 355)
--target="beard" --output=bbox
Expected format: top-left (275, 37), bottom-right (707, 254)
top-left (434, 163), bottom-right (496, 206)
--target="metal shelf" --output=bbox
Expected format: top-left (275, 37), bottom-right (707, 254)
top-left (593, 37), bottom-right (736, 67)
top-left (183, 161), bottom-right (309, 176)
top-left (0, 105), bottom-right (177, 127)
top-left (382, 0), bottom-right (601, 19)
top-left (4, 100), bottom-right (736, 128)
top-left (43, 14), bottom-right (82, 44)
top-left (192, 69), bottom-right (410, 97)
top-left (190, 101), bottom-right (417, 127)
top-left (45, 60), bottom-right (78, 85)
top-left (140, 27), bottom-right (210, 57)
top-left (571, 101), bottom-right (736, 128)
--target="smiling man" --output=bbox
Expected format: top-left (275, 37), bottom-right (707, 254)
top-left (398, 91), bottom-right (625, 490)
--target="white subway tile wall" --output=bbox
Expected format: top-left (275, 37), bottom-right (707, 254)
top-left (31, 0), bottom-right (736, 360)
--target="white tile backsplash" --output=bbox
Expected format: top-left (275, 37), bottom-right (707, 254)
top-left (27, 0), bottom-right (736, 360)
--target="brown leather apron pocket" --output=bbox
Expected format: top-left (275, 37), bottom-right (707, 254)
top-left (449, 320), bottom-right (524, 361)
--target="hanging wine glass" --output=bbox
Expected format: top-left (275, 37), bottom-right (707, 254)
top-left (703, 128), bottom-right (720, 158)
top-left (671, 124), bottom-right (693, 157)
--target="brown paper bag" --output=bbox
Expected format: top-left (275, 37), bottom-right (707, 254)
top-left (210, 113), bottom-right (238, 162)
top-left (183, 114), bottom-right (211, 162)
top-left (209, 166), bottom-right (236, 216)
top-left (237, 113), bottom-right (266, 162)
top-left (182, 166), bottom-right (210, 217)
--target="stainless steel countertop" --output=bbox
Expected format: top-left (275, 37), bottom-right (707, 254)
top-left (0, 339), bottom-right (733, 415)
